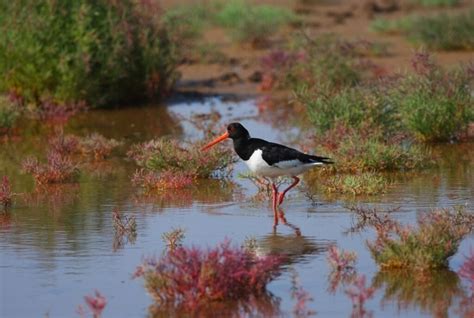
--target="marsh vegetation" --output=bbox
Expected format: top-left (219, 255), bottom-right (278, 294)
top-left (0, 0), bottom-right (473, 317)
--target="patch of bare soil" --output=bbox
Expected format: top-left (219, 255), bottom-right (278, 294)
top-left (164, 0), bottom-right (474, 96)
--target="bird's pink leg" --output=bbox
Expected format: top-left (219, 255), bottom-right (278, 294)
top-left (272, 183), bottom-right (279, 226)
top-left (278, 176), bottom-right (300, 205)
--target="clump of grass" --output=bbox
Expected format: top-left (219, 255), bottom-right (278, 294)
top-left (297, 35), bottom-right (380, 89)
top-left (303, 52), bottom-right (473, 142)
top-left (162, 4), bottom-right (210, 45)
top-left (162, 228), bottom-right (186, 251)
top-left (311, 124), bottom-right (430, 173)
top-left (371, 11), bottom-right (474, 50)
top-left (128, 134), bottom-right (234, 192)
top-left (160, 0), bottom-right (295, 58)
top-left (77, 133), bottom-right (121, 160)
top-left (161, 4), bottom-right (227, 65)
top-left (273, 35), bottom-right (383, 92)
top-left (409, 10), bottom-right (474, 50)
top-left (0, 96), bottom-right (20, 134)
top-left (300, 85), bottom-right (394, 134)
top-left (34, 100), bottom-right (86, 127)
top-left (190, 43), bottom-right (227, 64)
top-left (356, 138), bottom-right (428, 171)
top-left (22, 151), bottom-right (79, 184)
top-left (390, 52), bottom-right (473, 141)
top-left (0, 1), bottom-right (178, 108)
top-left (367, 206), bottom-right (474, 271)
top-left (370, 16), bottom-right (415, 34)
top-left (48, 134), bottom-right (79, 155)
top-left (133, 240), bottom-right (282, 311)
top-left (0, 176), bottom-right (12, 210)
top-left (322, 172), bottom-right (388, 195)
top-left (260, 50), bottom-right (306, 90)
top-left (411, 0), bottom-right (459, 6)
top-left (48, 133), bottom-right (120, 160)
top-left (128, 138), bottom-right (234, 178)
top-left (215, 0), bottom-right (296, 45)
top-left (131, 169), bottom-right (194, 192)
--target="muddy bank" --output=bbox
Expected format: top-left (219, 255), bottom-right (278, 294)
top-left (172, 0), bottom-right (474, 96)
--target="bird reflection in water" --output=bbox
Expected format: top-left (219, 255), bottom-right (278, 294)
top-left (254, 227), bottom-right (333, 266)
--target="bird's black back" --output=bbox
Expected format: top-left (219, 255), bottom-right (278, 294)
top-left (233, 138), bottom-right (333, 165)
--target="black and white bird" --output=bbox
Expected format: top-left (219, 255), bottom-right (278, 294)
top-left (202, 122), bottom-right (333, 210)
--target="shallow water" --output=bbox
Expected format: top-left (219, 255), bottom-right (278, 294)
top-left (0, 97), bottom-right (473, 318)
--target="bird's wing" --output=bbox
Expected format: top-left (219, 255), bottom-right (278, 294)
top-left (248, 138), bottom-right (333, 167)
top-left (259, 141), bottom-right (320, 166)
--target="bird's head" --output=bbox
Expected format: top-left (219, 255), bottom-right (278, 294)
top-left (201, 122), bottom-right (249, 151)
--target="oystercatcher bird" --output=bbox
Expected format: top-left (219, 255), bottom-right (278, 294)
top-left (202, 123), bottom-right (333, 210)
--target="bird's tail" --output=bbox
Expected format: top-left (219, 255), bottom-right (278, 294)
top-left (310, 155), bottom-right (334, 164)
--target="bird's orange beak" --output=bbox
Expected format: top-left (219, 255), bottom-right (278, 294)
top-left (201, 132), bottom-right (229, 151)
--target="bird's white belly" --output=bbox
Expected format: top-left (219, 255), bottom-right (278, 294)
top-left (244, 149), bottom-right (319, 177)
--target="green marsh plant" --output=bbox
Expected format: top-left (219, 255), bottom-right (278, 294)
top-left (411, 0), bottom-right (459, 6)
top-left (370, 16), bottom-right (416, 34)
top-left (391, 52), bottom-right (473, 141)
top-left (310, 124), bottom-right (430, 173)
top-left (367, 206), bottom-right (474, 271)
top-left (0, 1), bottom-right (179, 108)
top-left (128, 138), bottom-right (235, 192)
top-left (300, 85), bottom-right (395, 134)
top-left (128, 138), bottom-right (235, 179)
top-left (322, 172), bottom-right (389, 196)
top-left (0, 96), bottom-right (20, 134)
top-left (301, 52), bottom-right (473, 143)
top-left (215, 0), bottom-right (296, 45)
top-left (371, 10), bottom-right (474, 50)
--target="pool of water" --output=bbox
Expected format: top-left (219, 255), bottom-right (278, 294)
top-left (1, 96), bottom-right (473, 317)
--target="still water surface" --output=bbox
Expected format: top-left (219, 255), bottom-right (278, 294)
top-left (1, 97), bottom-right (473, 317)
